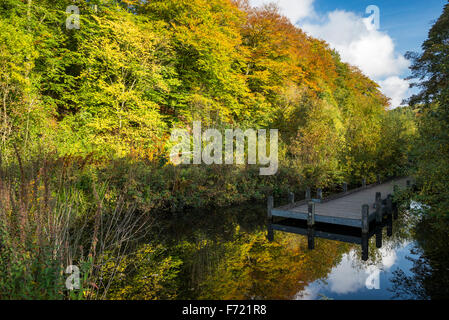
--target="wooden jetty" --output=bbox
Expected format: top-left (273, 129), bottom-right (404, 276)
top-left (267, 177), bottom-right (411, 229)
top-left (266, 177), bottom-right (411, 260)
top-left (268, 215), bottom-right (393, 260)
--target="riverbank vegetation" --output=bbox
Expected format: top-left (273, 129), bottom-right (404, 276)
top-left (405, 2), bottom-right (449, 227)
top-left (1, 0), bottom-right (445, 299)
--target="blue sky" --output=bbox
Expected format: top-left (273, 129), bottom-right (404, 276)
top-left (313, 0), bottom-right (446, 55)
top-left (250, 0), bottom-right (447, 107)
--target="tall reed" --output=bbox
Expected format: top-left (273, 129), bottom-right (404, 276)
top-left (0, 150), bottom-right (153, 299)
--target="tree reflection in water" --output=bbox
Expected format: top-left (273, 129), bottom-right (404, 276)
top-left (104, 201), bottom-right (448, 300)
top-left (151, 203), bottom-right (352, 299)
top-left (389, 218), bottom-right (449, 299)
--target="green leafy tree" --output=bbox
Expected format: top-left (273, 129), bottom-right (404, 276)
top-left (406, 3), bottom-right (449, 220)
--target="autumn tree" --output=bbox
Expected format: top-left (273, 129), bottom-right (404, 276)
top-left (407, 3), bottom-right (449, 220)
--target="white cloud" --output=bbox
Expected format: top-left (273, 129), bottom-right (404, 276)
top-left (379, 76), bottom-right (410, 107)
top-left (296, 283), bottom-right (320, 300)
top-left (326, 251), bottom-right (368, 294)
top-left (249, 0), bottom-right (316, 23)
top-left (296, 246), bottom-right (401, 299)
top-left (301, 10), bottom-right (411, 107)
top-left (301, 10), bottom-right (410, 80)
top-left (249, 1), bottom-right (412, 107)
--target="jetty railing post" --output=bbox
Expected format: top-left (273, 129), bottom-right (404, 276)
top-left (343, 182), bottom-right (348, 193)
top-left (307, 201), bottom-right (315, 250)
top-left (305, 187), bottom-right (311, 200)
top-left (308, 202), bottom-right (315, 227)
top-left (288, 191), bottom-right (295, 204)
top-left (316, 188), bottom-right (322, 202)
top-left (267, 196), bottom-right (273, 222)
top-left (361, 204), bottom-right (369, 261)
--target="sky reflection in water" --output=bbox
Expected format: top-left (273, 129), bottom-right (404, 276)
top-left (296, 242), bottom-right (419, 299)
top-left (292, 201), bottom-right (424, 300)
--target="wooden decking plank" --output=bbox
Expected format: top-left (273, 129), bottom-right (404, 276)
top-left (271, 177), bottom-right (410, 227)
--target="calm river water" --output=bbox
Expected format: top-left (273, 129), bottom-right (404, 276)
top-left (152, 200), bottom-right (448, 299)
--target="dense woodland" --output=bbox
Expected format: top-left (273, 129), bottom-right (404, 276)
top-left (0, 0), bottom-right (446, 299)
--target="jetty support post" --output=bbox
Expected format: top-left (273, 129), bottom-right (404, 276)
top-left (343, 182), bottom-right (348, 193)
top-left (307, 202), bottom-right (316, 250)
top-left (267, 196), bottom-right (274, 241)
top-left (375, 224), bottom-right (383, 248)
top-left (362, 204), bottom-right (369, 234)
top-left (374, 193), bottom-right (383, 248)
top-left (267, 224), bottom-right (274, 242)
top-left (387, 213), bottom-right (393, 237)
top-left (267, 196), bottom-right (273, 222)
top-left (386, 194), bottom-right (393, 214)
top-left (393, 204), bottom-right (399, 220)
top-left (307, 228), bottom-right (315, 250)
top-left (362, 178), bottom-right (367, 188)
top-left (386, 194), bottom-right (393, 238)
top-left (361, 204), bottom-right (369, 261)
top-left (362, 232), bottom-right (369, 261)
top-left (288, 191), bottom-right (295, 204)
top-left (375, 192), bottom-right (382, 224)
top-left (377, 174), bottom-right (381, 184)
